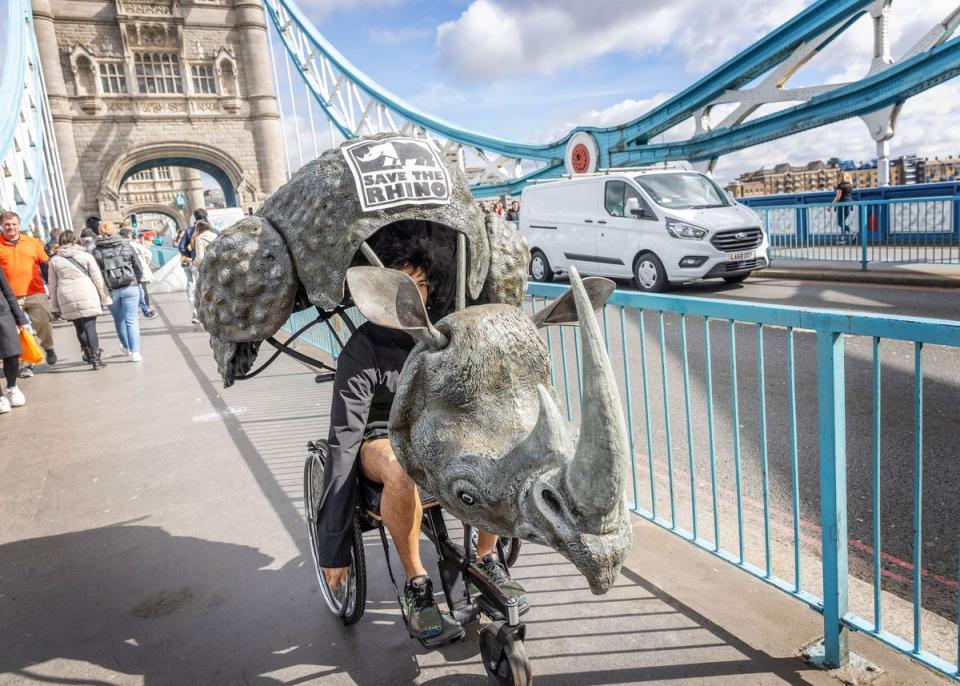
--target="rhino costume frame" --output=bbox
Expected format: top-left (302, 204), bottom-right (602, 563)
top-left (195, 134), bottom-right (634, 675)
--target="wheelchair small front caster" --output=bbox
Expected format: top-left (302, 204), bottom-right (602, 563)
top-left (480, 620), bottom-right (531, 686)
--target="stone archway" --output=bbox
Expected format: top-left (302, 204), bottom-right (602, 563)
top-left (123, 203), bottom-right (186, 234)
top-left (99, 142), bottom-right (256, 221)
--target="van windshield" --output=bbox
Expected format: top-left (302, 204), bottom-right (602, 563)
top-left (634, 172), bottom-right (731, 210)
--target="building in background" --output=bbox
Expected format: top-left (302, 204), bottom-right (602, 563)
top-left (32, 0), bottom-right (287, 228)
top-left (723, 154), bottom-right (948, 197)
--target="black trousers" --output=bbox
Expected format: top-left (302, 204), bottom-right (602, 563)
top-left (2, 355), bottom-right (17, 390)
top-left (72, 316), bottom-right (100, 354)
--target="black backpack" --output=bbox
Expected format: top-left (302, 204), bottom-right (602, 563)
top-left (99, 244), bottom-right (136, 290)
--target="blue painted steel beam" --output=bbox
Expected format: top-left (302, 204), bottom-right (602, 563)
top-left (616, 0), bottom-right (873, 144)
top-left (273, 0), bottom-right (563, 161)
top-left (610, 36), bottom-right (960, 166)
top-left (0, 0), bottom-right (27, 162)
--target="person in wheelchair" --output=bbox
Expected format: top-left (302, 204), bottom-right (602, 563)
top-left (316, 245), bottom-right (527, 641)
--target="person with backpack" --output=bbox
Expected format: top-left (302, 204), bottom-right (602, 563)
top-left (178, 208), bottom-right (208, 324)
top-left (93, 223), bottom-right (144, 362)
top-left (120, 228), bottom-right (157, 319)
top-left (48, 230), bottom-right (110, 370)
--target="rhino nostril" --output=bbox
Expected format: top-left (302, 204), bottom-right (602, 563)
top-left (541, 488), bottom-right (563, 516)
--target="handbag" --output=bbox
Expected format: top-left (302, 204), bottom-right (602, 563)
top-left (18, 327), bottom-right (44, 365)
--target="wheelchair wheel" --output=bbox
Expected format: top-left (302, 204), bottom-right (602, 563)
top-left (480, 620), bottom-right (532, 686)
top-left (304, 449), bottom-right (366, 625)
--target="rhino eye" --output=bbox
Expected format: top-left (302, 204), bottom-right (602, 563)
top-left (458, 490), bottom-right (476, 506)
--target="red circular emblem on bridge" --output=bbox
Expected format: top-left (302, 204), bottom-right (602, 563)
top-left (571, 143), bottom-right (590, 174)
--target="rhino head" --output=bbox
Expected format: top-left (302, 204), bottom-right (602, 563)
top-left (347, 266), bottom-right (632, 594)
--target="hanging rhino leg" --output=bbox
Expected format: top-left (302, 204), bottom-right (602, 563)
top-left (195, 216), bottom-right (299, 386)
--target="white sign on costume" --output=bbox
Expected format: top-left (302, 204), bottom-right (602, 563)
top-left (341, 137), bottom-right (452, 212)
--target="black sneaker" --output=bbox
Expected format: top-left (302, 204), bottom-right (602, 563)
top-left (45, 349), bottom-right (57, 366)
top-left (468, 554), bottom-right (528, 611)
top-left (401, 576), bottom-right (443, 640)
top-left (144, 311), bottom-right (159, 319)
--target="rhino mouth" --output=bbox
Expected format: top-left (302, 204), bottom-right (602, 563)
top-left (522, 475), bottom-right (632, 594)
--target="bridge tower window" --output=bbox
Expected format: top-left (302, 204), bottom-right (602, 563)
top-left (134, 52), bottom-right (183, 94)
top-left (99, 63), bottom-right (128, 94)
top-left (191, 64), bottom-right (218, 94)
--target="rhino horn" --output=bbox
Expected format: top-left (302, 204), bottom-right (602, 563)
top-left (561, 266), bottom-right (629, 531)
top-left (507, 385), bottom-right (571, 474)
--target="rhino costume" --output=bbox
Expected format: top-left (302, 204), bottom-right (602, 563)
top-left (195, 133), bottom-right (633, 594)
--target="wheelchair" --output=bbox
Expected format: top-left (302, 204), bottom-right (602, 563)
top-left (304, 439), bottom-right (532, 686)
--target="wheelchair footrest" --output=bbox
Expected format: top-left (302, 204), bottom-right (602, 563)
top-left (416, 613), bottom-right (465, 648)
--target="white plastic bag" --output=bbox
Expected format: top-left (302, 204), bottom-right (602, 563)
top-left (150, 257), bottom-right (187, 293)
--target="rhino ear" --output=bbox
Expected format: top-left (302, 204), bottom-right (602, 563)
top-left (531, 276), bottom-right (616, 328)
top-left (346, 266), bottom-right (448, 347)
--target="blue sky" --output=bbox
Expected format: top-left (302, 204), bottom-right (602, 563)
top-left (3, 1), bottom-right (957, 187)
top-left (283, 0), bottom-right (960, 183)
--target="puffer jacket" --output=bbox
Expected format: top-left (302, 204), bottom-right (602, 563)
top-left (48, 245), bottom-right (110, 320)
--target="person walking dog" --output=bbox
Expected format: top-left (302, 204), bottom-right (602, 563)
top-left (48, 231), bottom-right (111, 370)
top-left (94, 224), bottom-right (144, 362)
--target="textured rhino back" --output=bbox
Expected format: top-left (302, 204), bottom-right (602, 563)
top-left (256, 134), bottom-right (490, 311)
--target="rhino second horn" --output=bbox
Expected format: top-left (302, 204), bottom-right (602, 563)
top-left (509, 385), bottom-right (571, 473)
top-left (562, 266), bottom-right (629, 530)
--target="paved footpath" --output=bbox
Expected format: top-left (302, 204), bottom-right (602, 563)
top-left (0, 293), bottom-right (949, 685)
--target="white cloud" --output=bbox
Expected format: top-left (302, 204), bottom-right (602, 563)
top-left (436, 0), bottom-right (808, 81)
top-left (519, 1), bottom-right (960, 182)
top-left (368, 26), bottom-right (433, 45)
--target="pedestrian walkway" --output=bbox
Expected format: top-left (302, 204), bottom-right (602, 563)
top-left (0, 294), bottom-right (948, 685)
top-left (765, 259), bottom-right (960, 288)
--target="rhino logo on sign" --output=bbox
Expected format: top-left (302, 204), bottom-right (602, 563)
top-left (353, 140), bottom-right (436, 171)
top-left (342, 136), bottom-right (452, 211)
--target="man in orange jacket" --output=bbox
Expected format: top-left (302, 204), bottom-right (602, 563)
top-left (0, 211), bottom-right (57, 374)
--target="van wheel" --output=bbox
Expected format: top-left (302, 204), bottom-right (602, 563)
top-left (723, 272), bottom-right (751, 284)
top-left (529, 250), bottom-right (553, 283)
top-left (633, 254), bottom-right (667, 293)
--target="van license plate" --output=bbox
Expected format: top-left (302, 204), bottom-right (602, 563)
top-left (729, 250), bottom-right (755, 262)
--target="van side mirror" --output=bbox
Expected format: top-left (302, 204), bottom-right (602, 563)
top-left (626, 197), bottom-right (645, 218)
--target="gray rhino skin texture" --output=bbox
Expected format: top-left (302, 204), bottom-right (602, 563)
top-left (257, 132), bottom-right (490, 312)
top-left (195, 133), bottom-right (631, 592)
top-left (389, 294), bottom-right (632, 595)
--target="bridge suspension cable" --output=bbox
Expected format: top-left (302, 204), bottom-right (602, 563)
top-left (0, 0), bottom-right (69, 236)
top-left (265, 0), bottom-right (960, 197)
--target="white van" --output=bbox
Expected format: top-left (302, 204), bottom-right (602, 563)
top-left (519, 168), bottom-right (768, 292)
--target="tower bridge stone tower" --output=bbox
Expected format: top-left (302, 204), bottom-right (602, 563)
top-left (32, 0), bottom-right (286, 228)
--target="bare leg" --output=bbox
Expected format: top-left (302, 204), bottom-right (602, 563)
top-left (476, 531), bottom-right (498, 560)
top-left (360, 438), bottom-right (428, 582)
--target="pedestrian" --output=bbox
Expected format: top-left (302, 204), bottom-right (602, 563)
top-left (833, 172), bottom-right (854, 244)
top-left (505, 201), bottom-right (520, 222)
top-left (0, 267), bottom-right (29, 413)
top-left (189, 219), bottom-right (216, 325)
top-left (93, 223), bottom-right (144, 362)
top-left (493, 201), bottom-right (504, 217)
top-left (178, 208), bottom-right (208, 323)
top-left (79, 228), bottom-right (98, 253)
top-left (47, 230), bottom-right (110, 370)
top-left (120, 228), bottom-right (157, 319)
top-left (85, 216), bottom-right (101, 237)
top-left (44, 228), bottom-right (61, 258)
top-left (0, 211), bottom-right (57, 377)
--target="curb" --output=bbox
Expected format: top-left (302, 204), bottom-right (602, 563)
top-left (763, 267), bottom-right (960, 289)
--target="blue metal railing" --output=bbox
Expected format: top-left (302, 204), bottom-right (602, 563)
top-left (739, 183), bottom-right (960, 269)
top-left (282, 282), bottom-right (960, 679)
